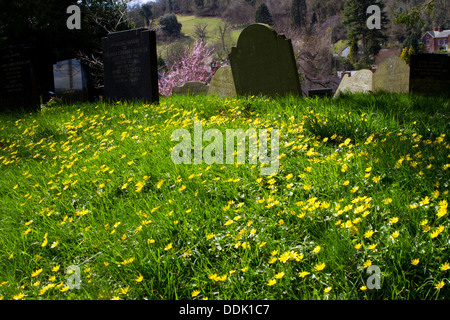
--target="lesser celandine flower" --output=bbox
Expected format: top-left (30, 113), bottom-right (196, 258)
top-left (267, 279), bottom-right (276, 286)
top-left (439, 262), bottom-right (449, 271)
top-left (411, 259), bottom-right (420, 266)
top-left (314, 263), bottom-right (326, 271)
top-left (191, 290), bottom-right (200, 297)
top-left (434, 281), bottom-right (445, 290)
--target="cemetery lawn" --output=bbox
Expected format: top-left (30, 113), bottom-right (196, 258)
top-left (0, 92), bottom-right (449, 300)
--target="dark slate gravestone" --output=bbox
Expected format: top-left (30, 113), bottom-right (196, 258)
top-left (53, 59), bottom-right (89, 103)
top-left (308, 89), bottom-right (333, 98)
top-left (229, 24), bottom-right (302, 97)
top-left (409, 54), bottom-right (450, 98)
top-left (102, 28), bottom-right (159, 103)
top-left (0, 46), bottom-right (40, 112)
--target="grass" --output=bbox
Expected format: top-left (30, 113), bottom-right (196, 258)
top-left (0, 92), bottom-right (449, 300)
top-left (177, 15), bottom-right (241, 43)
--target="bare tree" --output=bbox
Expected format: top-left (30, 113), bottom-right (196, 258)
top-left (194, 22), bottom-right (209, 42)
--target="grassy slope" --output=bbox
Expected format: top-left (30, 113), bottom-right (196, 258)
top-left (177, 15), bottom-right (241, 43)
top-left (0, 93), bottom-right (449, 300)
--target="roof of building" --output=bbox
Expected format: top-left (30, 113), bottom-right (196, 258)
top-left (422, 30), bottom-right (450, 39)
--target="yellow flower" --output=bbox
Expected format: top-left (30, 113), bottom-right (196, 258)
top-left (156, 179), bottom-right (165, 189)
top-left (274, 272), bottom-right (285, 279)
top-left (135, 181), bottom-right (145, 192)
top-left (368, 243), bottom-right (378, 250)
top-left (364, 230), bottom-right (374, 238)
top-left (343, 180), bottom-right (350, 186)
top-left (324, 287), bottom-right (332, 293)
top-left (389, 217), bottom-right (399, 224)
top-left (439, 262), bottom-right (450, 271)
top-left (363, 260), bottom-right (372, 268)
top-left (50, 241), bottom-right (59, 248)
top-left (382, 198), bottom-right (392, 205)
top-left (269, 257), bottom-right (277, 264)
top-left (164, 243), bottom-right (173, 251)
top-left (41, 233), bottom-right (48, 247)
top-left (354, 243), bottom-right (363, 250)
top-left (31, 268), bottom-right (43, 277)
top-left (179, 185), bottom-right (186, 192)
top-left (298, 271), bottom-right (310, 278)
top-left (135, 274), bottom-right (144, 282)
top-left (314, 262), bottom-right (326, 271)
top-left (434, 281), bottom-right (445, 290)
top-left (241, 266), bottom-right (248, 272)
top-left (390, 231), bottom-right (400, 239)
top-left (206, 233), bottom-right (214, 240)
top-left (13, 293), bottom-right (25, 300)
top-left (411, 259), bottom-right (420, 266)
top-left (52, 265), bottom-right (60, 272)
top-left (419, 196), bottom-right (430, 206)
top-left (191, 290), bottom-right (201, 297)
top-left (313, 245), bottom-right (321, 253)
top-left (267, 279), bottom-right (277, 286)
top-left (360, 285), bottom-right (367, 291)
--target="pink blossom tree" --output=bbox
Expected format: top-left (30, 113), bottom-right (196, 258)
top-left (159, 40), bottom-right (216, 96)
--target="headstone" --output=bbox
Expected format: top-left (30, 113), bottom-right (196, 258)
top-left (53, 59), bottom-right (89, 103)
top-left (172, 81), bottom-right (209, 96)
top-left (372, 56), bottom-right (410, 93)
top-left (308, 89), bottom-right (333, 98)
top-left (0, 46), bottom-right (40, 112)
top-left (229, 24), bottom-right (302, 97)
top-left (409, 54), bottom-right (450, 98)
top-left (334, 69), bottom-right (373, 97)
top-left (207, 66), bottom-right (237, 98)
top-left (102, 28), bottom-right (159, 103)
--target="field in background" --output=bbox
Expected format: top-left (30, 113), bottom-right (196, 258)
top-left (0, 93), bottom-right (449, 300)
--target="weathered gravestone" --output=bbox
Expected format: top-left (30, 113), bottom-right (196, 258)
top-left (409, 54), bottom-right (450, 98)
top-left (372, 56), bottom-right (410, 93)
top-left (0, 46), bottom-right (40, 112)
top-left (308, 89), bottom-right (333, 98)
top-left (172, 81), bottom-right (209, 96)
top-left (334, 69), bottom-right (373, 97)
top-left (229, 24), bottom-right (302, 97)
top-left (53, 59), bottom-right (89, 103)
top-left (102, 28), bottom-right (159, 103)
top-left (207, 66), bottom-right (237, 98)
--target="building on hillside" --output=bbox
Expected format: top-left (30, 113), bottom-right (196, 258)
top-left (421, 27), bottom-right (450, 53)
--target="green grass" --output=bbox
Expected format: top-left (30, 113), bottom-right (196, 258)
top-left (0, 92), bottom-right (449, 300)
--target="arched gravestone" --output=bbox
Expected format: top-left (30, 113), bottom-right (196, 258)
top-left (334, 69), bottom-right (373, 97)
top-left (207, 66), bottom-right (237, 98)
top-left (372, 56), bottom-right (410, 93)
top-left (229, 24), bottom-right (302, 97)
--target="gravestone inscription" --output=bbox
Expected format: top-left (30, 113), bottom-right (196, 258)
top-left (53, 59), bottom-right (89, 103)
top-left (102, 28), bottom-right (159, 103)
top-left (409, 54), bottom-right (450, 98)
top-left (372, 56), bottom-right (410, 93)
top-left (229, 24), bottom-right (302, 97)
top-left (0, 46), bottom-right (40, 112)
top-left (207, 66), bottom-right (236, 98)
